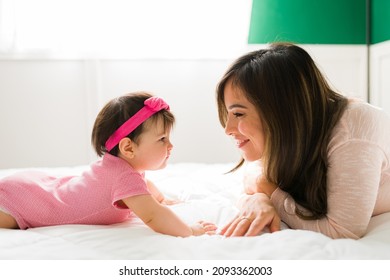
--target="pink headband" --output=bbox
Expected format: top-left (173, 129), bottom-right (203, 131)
top-left (105, 96), bottom-right (170, 152)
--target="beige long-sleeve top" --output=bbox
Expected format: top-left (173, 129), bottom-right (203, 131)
top-left (271, 100), bottom-right (390, 239)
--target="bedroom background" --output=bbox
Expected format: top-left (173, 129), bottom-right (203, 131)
top-left (0, 0), bottom-right (389, 169)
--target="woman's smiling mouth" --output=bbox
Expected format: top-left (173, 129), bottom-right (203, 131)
top-left (236, 139), bottom-right (249, 148)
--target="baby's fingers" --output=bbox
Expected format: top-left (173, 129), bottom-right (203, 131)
top-left (199, 221), bottom-right (217, 231)
top-left (204, 224), bottom-right (217, 231)
top-left (196, 221), bottom-right (218, 235)
top-left (162, 199), bottom-right (182, 205)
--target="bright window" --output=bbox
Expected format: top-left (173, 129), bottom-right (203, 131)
top-left (0, 0), bottom-right (252, 59)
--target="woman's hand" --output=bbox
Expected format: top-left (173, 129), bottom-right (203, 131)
top-left (255, 176), bottom-right (278, 198)
top-left (220, 193), bottom-right (281, 237)
top-left (243, 161), bottom-right (277, 197)
top-left (190, 221), bottom-right (218, 236)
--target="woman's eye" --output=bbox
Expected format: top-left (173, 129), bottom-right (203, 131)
top-left (233, 112), bottom-right (244, 118)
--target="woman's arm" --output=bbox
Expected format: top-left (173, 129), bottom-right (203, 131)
top-left (122, 194), bottom-right (216, 237)
top-left (273, 141), bottom-right (384, 239)
top-left (232, 141), bottom-right (383, 239)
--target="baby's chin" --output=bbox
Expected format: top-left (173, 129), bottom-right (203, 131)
top-left (153, 160), bottom-right (169, 170)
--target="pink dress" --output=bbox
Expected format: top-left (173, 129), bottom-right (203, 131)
top-left (0, 154), bottom-right (150, 229)
top-left (271, 100), bottom-right (390, 239)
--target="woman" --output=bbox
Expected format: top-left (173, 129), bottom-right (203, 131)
top-left (216, 43), bottom-right (390, 239)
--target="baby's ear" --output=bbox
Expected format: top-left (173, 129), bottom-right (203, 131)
top-left (118, 137), bottom-right (135, 158)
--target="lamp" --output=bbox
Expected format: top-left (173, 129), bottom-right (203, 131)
top-left (248, 0), bottom-right (366, 44)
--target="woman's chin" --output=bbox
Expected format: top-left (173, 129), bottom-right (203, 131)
top-left (242, 153), bottom-right (261, 162)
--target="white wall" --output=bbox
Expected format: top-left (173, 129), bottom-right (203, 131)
top-left (0, 44), bottom-right (383, 169)
top-left (305, 45), bottom-right (368, 101)
top-left (0, 60), bottom-right (91, 168)
top-left (0, 58), bottom-right (242, 168)
top-left (370, 41), bottom-right (390, 114)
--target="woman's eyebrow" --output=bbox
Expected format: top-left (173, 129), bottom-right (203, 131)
top-left (228, 104), bottom-right (248, 110)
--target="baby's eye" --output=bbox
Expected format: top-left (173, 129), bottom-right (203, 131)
top-left (159, 137), bottom-right (167, 142)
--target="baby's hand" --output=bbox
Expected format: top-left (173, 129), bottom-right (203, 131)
top-left (190, 221), bottom-right (217, 236)
top-left (161, 198), bottom-right (182, 205)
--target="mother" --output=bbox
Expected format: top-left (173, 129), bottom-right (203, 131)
top-left (216, 43), bottom-right (390, 239)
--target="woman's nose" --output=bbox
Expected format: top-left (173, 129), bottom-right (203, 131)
top-left (224, 116), bottom-right (236, 136)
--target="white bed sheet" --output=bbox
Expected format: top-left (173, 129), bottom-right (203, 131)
top-left (1, 162), bottom-right (390, 260)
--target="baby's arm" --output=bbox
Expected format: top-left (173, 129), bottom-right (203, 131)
top-left (146, 179), bottom-right (165, 203)
top-left (122, 194), bottom-right (216, 237)
top-left (146, 179), bottom-right (180, 205)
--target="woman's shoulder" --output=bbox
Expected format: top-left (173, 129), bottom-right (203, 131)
top-left (343, 99), bottom-right (390, 130)
top-left (329, 99), bottom-right (390, 149)
top-left (346, 98), bottom-right (388, 118)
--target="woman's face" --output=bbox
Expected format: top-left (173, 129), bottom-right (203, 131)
top-left (223, 80), bottom-right (265, 162)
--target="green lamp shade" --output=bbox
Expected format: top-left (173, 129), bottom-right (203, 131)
top-left (371, 0), bottom-right (390, 44)
top-left (248, 0), bottom-right (366, 44)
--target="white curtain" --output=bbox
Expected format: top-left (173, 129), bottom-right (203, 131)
top-left (0, 0), bottom-right (252, 59)
top-left (0, 0), bottom-right (16, 52)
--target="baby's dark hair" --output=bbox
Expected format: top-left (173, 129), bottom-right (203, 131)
top-left (91, 92), bottom-right (175, 157)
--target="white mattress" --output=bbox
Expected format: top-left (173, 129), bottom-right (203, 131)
top-left (1, 162), bottom-right (390, 260)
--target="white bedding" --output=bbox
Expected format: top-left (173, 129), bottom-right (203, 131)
top-left (1, 162), bottom-right (390, 260)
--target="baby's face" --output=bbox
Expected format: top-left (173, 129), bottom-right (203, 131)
top-left (129, 118), bottom-right (173, 172)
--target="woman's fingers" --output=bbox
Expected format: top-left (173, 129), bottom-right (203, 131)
top-left (222, 216), bottom-right (258, 237)
top-left (268, 216), bottom-right (281, 233)
top-left (219, 217), bottom-right (236, 236)
top-left (220, 214), bottom-right (281, 237)
top-left (230, 217), bottom-right (255, 236)
top-left (222, 216), bottom-right (242, 237)
top-left (244, 216), bottom-right (271, 236)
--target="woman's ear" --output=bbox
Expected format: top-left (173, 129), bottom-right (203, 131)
top-left (118, 137), bottom-right (135, 159)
